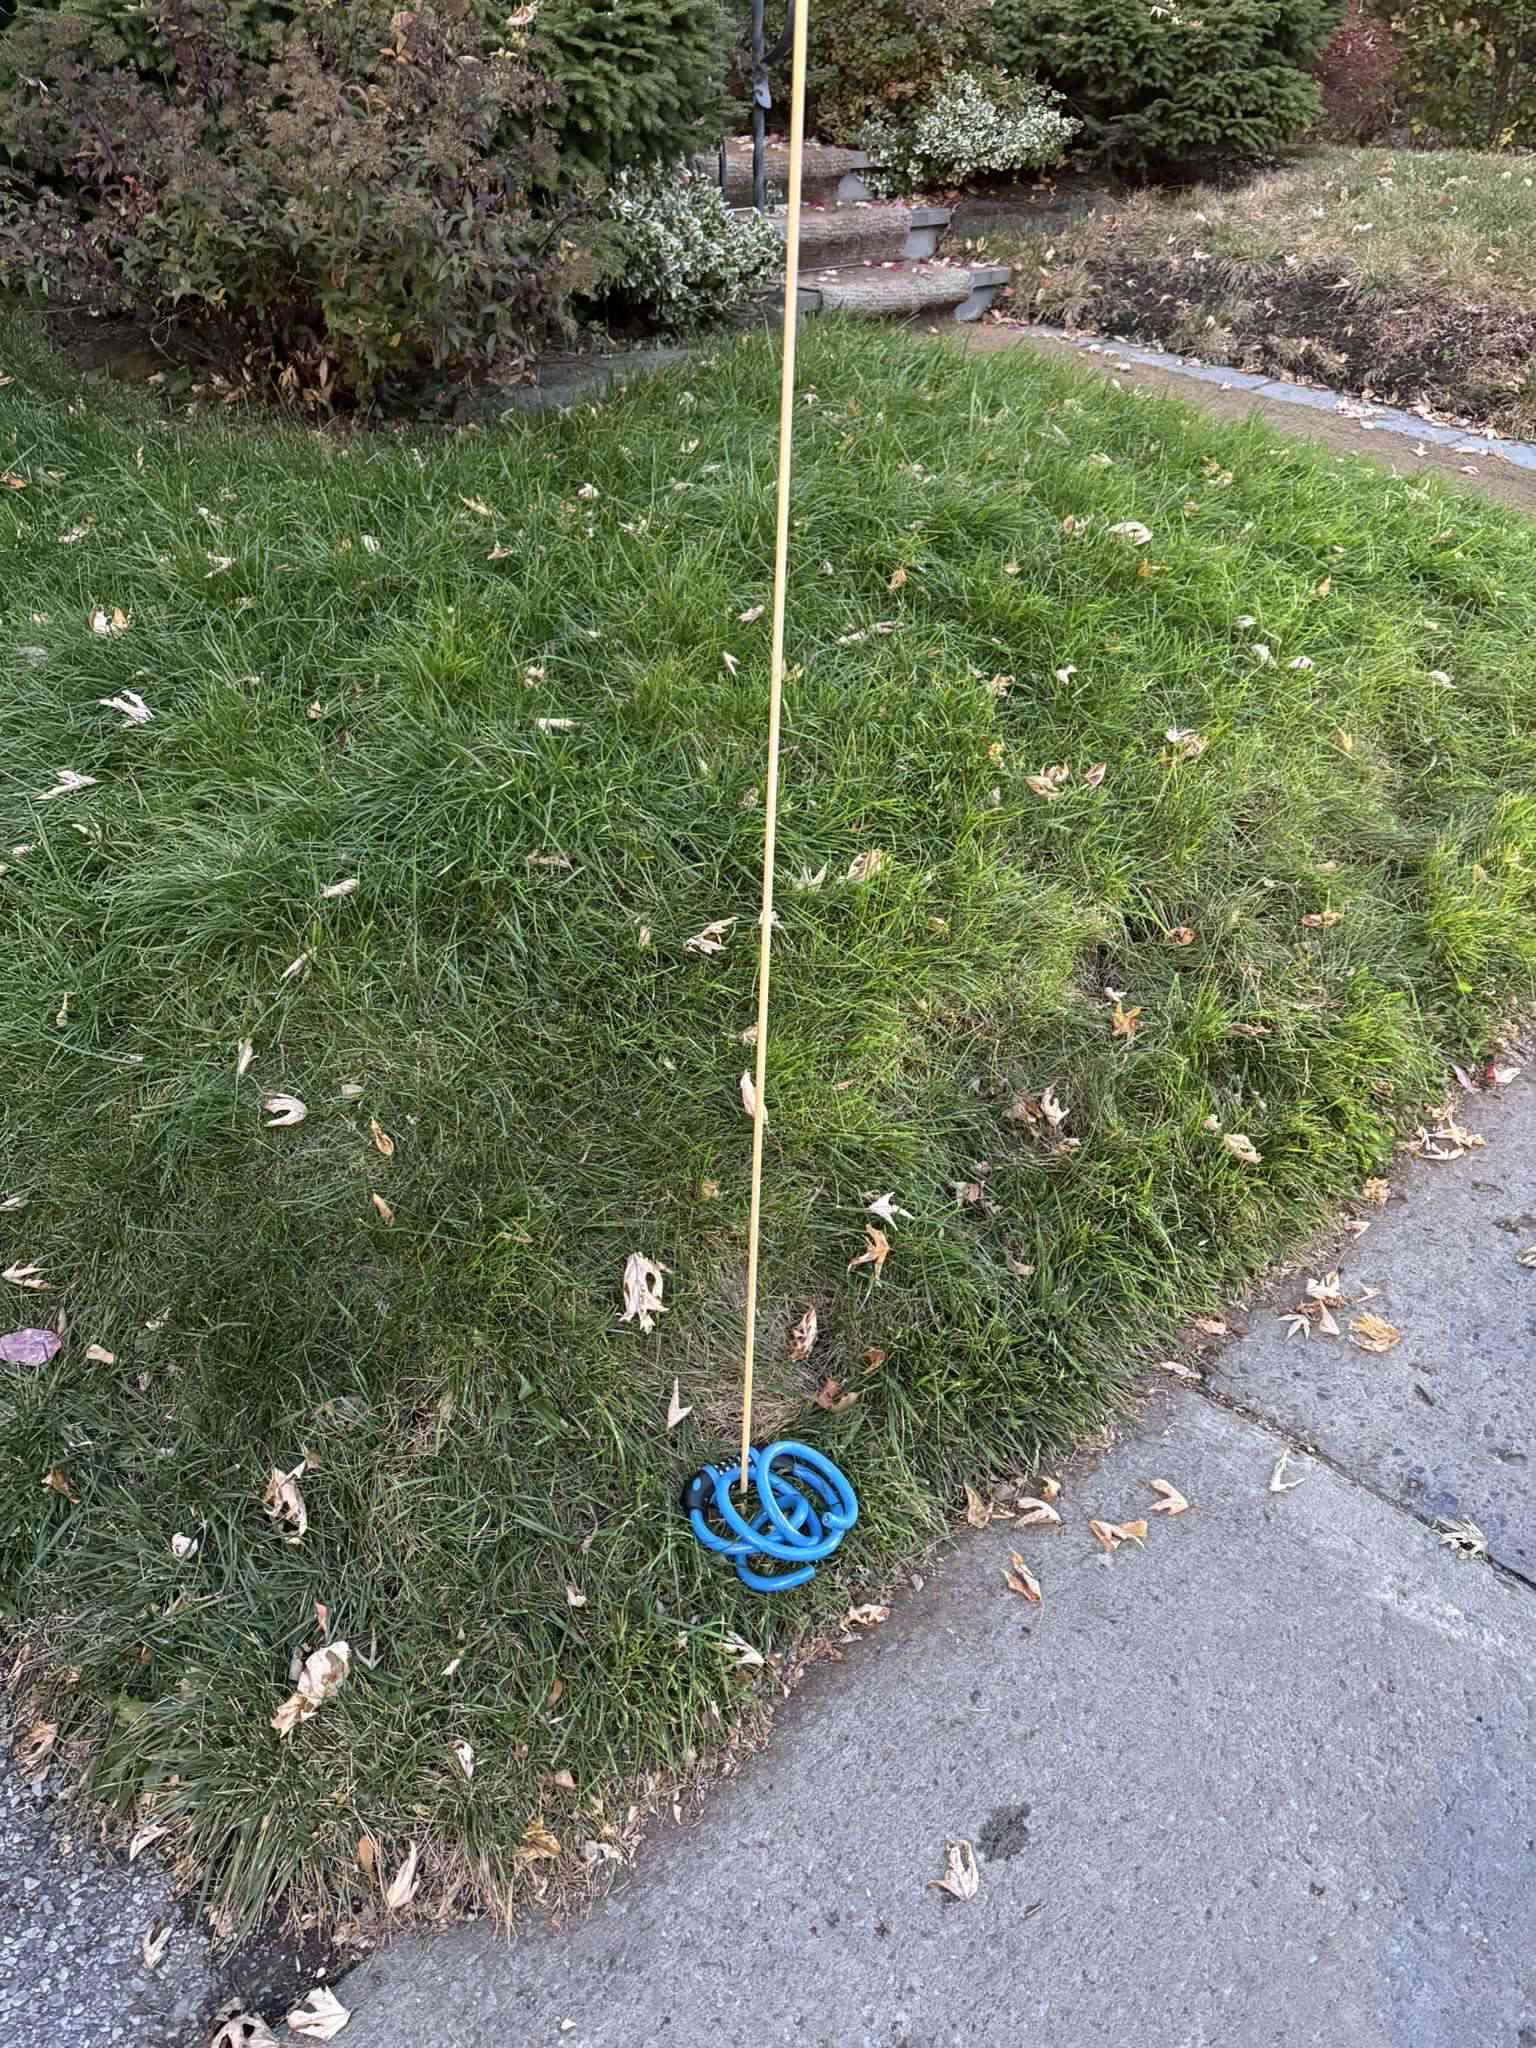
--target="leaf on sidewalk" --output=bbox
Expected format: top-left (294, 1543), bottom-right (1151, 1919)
top-left (1269, 1450), bottom-right (1307, 1493)
top-left (1349, 1313), bottom-right (1401, 1354)
top-left (928, 1838), bottom-right (979, 1901)
top-left (1004, 1553), bottom-right (1042, 1604)
top-left (141, 1922), bottom-right (172, 1971)
top-left (287, 1987), bottom-right (351, 2040)
top-left (1014, 1497), bottom-right (1062, 1527)
top-left (1439, 1517), bottom-right (1488, 1562)
top-left (1147, 1479), bottom-right (1190, 1516)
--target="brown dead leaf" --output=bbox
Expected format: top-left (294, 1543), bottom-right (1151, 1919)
top-left (371, 1192), bottom-right (395, 1226)
top-left (928, 1838), bottom-right (980, 1901)
top-left (369, 1118), bottom-right (395, 1158)
top-left (787, 1306), bottom-right (819, 1361)
top-left (963, 1482), bottom-right (993, 1529)
top-left (846, 1604), bottom-right (889, 1628)
top-left (141, 1921), bottom-right (172, 1971)
top-left (1349, 1312), bottom-right (1401, 1354)
top-left (287, 1987), bottom-right (351, 2041)
top-left (1004, 1553), bottom-right (1042, 1603)
top-left (516, 1818), bottom-right (561, 1863)
top-left (847, 1224), bottom-right (890, 1280)
top-left (1165, 926), bottom-right (1196, 946)
top-left (1152, 1358), bottom-right (1202, 1382)
top-left (1301, 909), bottom-right (1344, 929)
top-left (42, 1468), bottom-right (79, 1503)
top-left (261, 1093), bottom-right (307, 1128)
top-left (739, 1070), bottom-right (759, 1120)
top-left (16, 1719), bottom-right (58, 1773)
top-left (1223, 1132), bottom-right (1262, 1166)
top-left (814, 1377), bottom-right (859, 1413)
top-left (4, 1262), bottom-right (49, 1290)
top-left (262, 1461), bottom-right (308, 1545)
top-left (460, 495), bottom-right (496, 517)
top-left (1040, 1475), bottom-right (1062, 1501)
top-left (1083, 761), bottom-right (1107, 788)
top-left (1163, 727), bottom-right (1207, 761)
top-left (1025, 763), bottom-right (1071, 800)
top-left (888, 566), bottom-right (908, 591)
top-left (1110, 1000), bottom-right (1141, 1041)
top-left (356, 1835), bottom-right (377, 1877)
top-left (211, 2018), bottom-right (279, 2048)
top-left (847, 848), bottom-right (886, 884)
top-left (619, 1253), bottom-right (667, 1334)
top-left (1148, 1479), bottom-right (1190, 1516)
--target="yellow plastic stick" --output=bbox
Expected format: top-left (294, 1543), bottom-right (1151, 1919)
top-left (739, 0), bottom-right (811, 1490)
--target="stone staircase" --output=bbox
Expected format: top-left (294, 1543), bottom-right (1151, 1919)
top-left (703, 137), bottom-right (1010, 326)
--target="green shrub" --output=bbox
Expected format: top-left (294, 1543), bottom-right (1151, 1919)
top-left (862, 68), bottom-right (1079, 192)
top-left (595, 162), bottom-right (781, 327)
top-left (1384, 0), bottom-right (1536, 148)
top-left (806, 0), bottom-right (995, 144)
top-left (519, 0), bottom-right (729, 183)
top-left (0, 0), bottom-right (579, 401)
top-left (993, 0), bottom-right (1341, 166)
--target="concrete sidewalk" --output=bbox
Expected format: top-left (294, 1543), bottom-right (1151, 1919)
top-left (336, 1083), bottom-right (1536, 2048)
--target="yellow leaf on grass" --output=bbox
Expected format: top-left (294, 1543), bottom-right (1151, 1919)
top-left (1110, 1001), bottom-right (1141, 1041)
top-left (516, 1819), bottom-right (561, 1862)
top-left (848, 1224), bottom-right (890, 1280)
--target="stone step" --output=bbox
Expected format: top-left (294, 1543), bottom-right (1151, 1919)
top-left (750, 201), bottom-right (954, 268)
top-left (699, 138), bottom-right (876, 208)
top-left (800, 261), bottom-right (1010, 325)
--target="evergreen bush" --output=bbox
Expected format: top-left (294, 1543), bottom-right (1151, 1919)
top-left (993, 0), bottom-right (1341, 166)
top-left (805, 0), bottom-right (995, 144)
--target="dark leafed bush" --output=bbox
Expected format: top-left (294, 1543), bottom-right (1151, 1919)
top-left (1384, 0), bottom-right (1536, 148)
top-left (1310, 0), bottom-right (1399, 141)
top-left (0, 0), bottom-right (582, 400)
top-left (805, 0), bottom-right (996, 144)
top-left (521, 0), bottom-right (730, 183)
top-left (992, 0), bottom-right (1341, 167)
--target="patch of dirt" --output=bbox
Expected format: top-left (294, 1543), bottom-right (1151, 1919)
top-left (1043, 256), bottom-right (1536, 439)
top-left (963, 326), bottom-right (1536, 522)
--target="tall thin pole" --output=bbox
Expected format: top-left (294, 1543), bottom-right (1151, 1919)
top-left (738, 0), bottom-right (810, 1488)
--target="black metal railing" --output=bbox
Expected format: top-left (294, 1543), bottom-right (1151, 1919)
top-left (720, 0), bottom-right (796, 212)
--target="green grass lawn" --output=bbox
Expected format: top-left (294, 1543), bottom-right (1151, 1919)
top-left (4, 313), bottom-right (1536, 1938)
top-left (991, 146), bottom-right (1536, 434)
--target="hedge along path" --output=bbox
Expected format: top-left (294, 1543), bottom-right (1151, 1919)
top-left (738, 0), bottom-right (812, 1479)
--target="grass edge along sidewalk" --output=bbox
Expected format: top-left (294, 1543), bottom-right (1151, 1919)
top-left (3, 313), bottom-right (1536, 1939)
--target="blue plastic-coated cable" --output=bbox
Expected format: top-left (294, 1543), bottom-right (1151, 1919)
top-left (683, 1440), bottom-right (858, 1593)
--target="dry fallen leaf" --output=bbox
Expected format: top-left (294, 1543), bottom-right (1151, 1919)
top-left (128, 1823), bottom-right (169, 1863)
top-left (85, 1343), bottom-right (114, 1363)
top-left (516, 1818), bottom-right (561, 1863)
top-left (564, 1583), bottom-right (587, 1610)
top-left (369, 1118), bottom-right (395, 1158)
top-left (271, 1641), bottom-right (350, 1739)
top-left (236, 1038), bottom-right (256, 1078)
top-left (666, 1378), bottom-right (692, 1430)
top-left (814, 1376), bottom-right (859, 1412)
top-left (888, 566), bottom-right (908, 591)
top-left (865, 1191), bottom-right (911, 1224)
top-left (1004, 1553), bottom-right (1042, 1603)
top-left (6, 1261), bottom-right (50, 1291)
top-left (1517, 1245), bottom-right (1536, 1270)
top-left (847, 848), bottom-right (886, 884)
top-left (452, 1739), bottom-right (476, 1780)
top-left (929, 1839), bottom-right (980, 1902)
top-left (212, 2018), bottom-right (279, 2048)
top-left (262, 1461), bottom-right (308, 1545)
top-left (42, 1468), bottom-right (79, 1502)
top-left (1166, 926), bottom-right (1196, 946)
top-left (1110, 1000), bottom-right (1141, 1042)
top-left (846, 1603), bottom-right (890, 1627)
top-left (1439, 1517), bottom-right (1488, 1561)
top-left (141, 1922), bottom-right (172, 1972)
top-left (1301, 909), bottom-right (1344, 930)
top-left (1014, 1497), bottom-right (1062, 1527)
top-left (98, 690), bottom-right (152, 726)
top-left (1039, 1476), bottom-right (1062, 1501)
top-left (1026, 763), bottom-right (1071, 800)
top-left (371, 1193), bottom-right (395, 1226)
top-left (1152, 1358), bottom-right (1202, 1382)
top-left (738, 604), bottom-right (765, 623)
top-left (1148, 1479), bottom-right (1190, 1516)
top-left (1083, 761), bottom-right (1107, 788)
top-left (461, 495), bottom-right (495, 517)
top-left (848, 1223), bottom-right (890, 1280)
top-left (963, 1482), bottom-right (994, 1529)
top-left (281, 953), bottom-right (310, 982)
top-left (739, 1070), bottom-right (759, 1120)
top-left (619, 1252), bottom-right (667, 1334)
top-left (287, 1987), bottom-right (351, 2041)
top-left (16, 1720), bottom-right (58, 1773)
top-left (384, 1842), bottom-right (421, 1911)
top-left (262, 1093), bottom-right (307, 1128)
top-left (787, 1306), bottom-right (819, 1361)
top-left (321, 878), bottom-right (359, 900)
top-left (171, 1531), bottom-right (200, 1560)
top-left (1163, 727), bottom-right (1207, 761)
top-left (1108, 520), bottom-right (1152, 545)
top-left (526, 851), bottom-right (574, 871)
top-left (1349, 1312), bottom-right (1401, 1354)
top-left (685, 917), bottom-right (736, 956)
top-left (1223, 1132), bottom-right (1262, 1166)
top-left (87, 605), bottom-right (130, 637)
top-left (1269, 1449), bottom-right (1307, 1493)
top-left (37, 768), bottom-right (98, 802)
